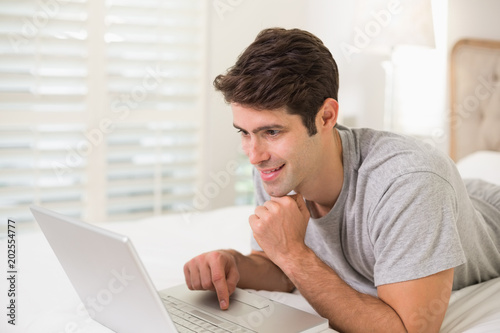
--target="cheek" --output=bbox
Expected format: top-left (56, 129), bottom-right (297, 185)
top-left (293, 137), bottom-right (320, 168)
top-left (274, 140), bottom-right (294, 162)
top-left (276, 141), bottom-right (304, 171)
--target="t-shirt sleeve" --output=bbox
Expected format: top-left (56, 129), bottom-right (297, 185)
top-left (370, 172), bottom-right (467, 287)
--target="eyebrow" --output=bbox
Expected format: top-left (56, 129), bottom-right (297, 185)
top-left (233, 123), bottom-right (286, 134)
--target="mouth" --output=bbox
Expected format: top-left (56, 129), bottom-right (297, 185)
top-left (259, 163), bottom-right (285, 182)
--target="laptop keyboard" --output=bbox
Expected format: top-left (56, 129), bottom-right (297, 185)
top-left (162, 296), bottom-right (255, 333)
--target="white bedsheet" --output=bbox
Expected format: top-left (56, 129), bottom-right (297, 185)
top-left (456, 151), bottom-right (500, 186)
top-left (1, 151), bottom-right (499, 333)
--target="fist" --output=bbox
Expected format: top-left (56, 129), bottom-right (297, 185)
top-left (249, 194), bottom-right (310, 266)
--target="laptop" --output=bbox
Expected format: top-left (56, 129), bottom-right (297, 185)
top-left (30, 205), bottom-right (329, 333)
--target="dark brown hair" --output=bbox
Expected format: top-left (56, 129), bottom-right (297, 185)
top-left (213, 28), bottom-right (339, 135)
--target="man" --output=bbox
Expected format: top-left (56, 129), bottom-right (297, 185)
top-left (183, 28), bottom-right (500, 332)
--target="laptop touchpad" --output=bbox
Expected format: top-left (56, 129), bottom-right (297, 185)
top-left (225, 299), bottom-right (263, 316)
top-left (201, 297), bottom-right (261, 316)
top-left (188, 288), bottom-right (271, 317)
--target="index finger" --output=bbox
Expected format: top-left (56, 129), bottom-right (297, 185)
top-left (210, 263), bottom-right (231, 310)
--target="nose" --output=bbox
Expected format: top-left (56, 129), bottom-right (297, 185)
top-left (244, 137), bottom-right (270, 165)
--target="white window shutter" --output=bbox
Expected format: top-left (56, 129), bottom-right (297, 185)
top-left (0, 0), bottom-right (207, 223)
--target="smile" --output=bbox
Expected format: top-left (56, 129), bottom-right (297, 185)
top-left (262, 164), bottom-right (285, 174)
top-left (259, 164), bottom-right (285, 181)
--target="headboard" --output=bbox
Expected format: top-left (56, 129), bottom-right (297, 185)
top-left (450, 38), bottom-right (500, 161)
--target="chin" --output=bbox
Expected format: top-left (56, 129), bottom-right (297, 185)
top-left (263, 185), bottom-right (293, 198)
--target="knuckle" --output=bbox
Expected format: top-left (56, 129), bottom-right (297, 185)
top-left (211, 271), bottom-right (226, 283)
top-left (190, 278), bottom-right (202, 290)
top-left (249, 214), bottom-right (258, 224)
top-left (189, 256), bottom-right (202, 268)
top-left (254, 206), bottom-right (264, 216)
top-left (270, 200), bottom-right (281, 208)
top-left (206, 251), bottom-right (223, 263)
top-left (282, 196), bottom-right (295, 207)
top-left (201, 280), bottom-right (213, 290)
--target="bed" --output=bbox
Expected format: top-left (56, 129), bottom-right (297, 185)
top-left (1, 164), bottom-right (500, 333)
top-left (2, 38), bottom-right (500, 333)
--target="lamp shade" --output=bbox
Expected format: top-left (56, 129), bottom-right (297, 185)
top-left (352, 0), bottom-right (435, 54)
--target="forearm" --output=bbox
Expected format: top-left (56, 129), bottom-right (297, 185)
top-left (226, 249), bottom-right (295, 292)
top-left (280, 248), bottom-right (407, 333)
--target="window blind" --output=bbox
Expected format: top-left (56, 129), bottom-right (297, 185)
top-left (0, 0), bottom-right (207, 223)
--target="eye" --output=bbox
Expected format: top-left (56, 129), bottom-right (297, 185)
top-left (266, 130), bottom-right (280, 137)
top-left (237, 129), bottom-right (249, 136)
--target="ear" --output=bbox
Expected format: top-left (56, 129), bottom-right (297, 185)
top-left (317, 98), bottom-right (339, 131)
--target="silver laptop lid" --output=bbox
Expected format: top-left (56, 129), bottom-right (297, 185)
top-left (30, 205), bottom-right (177, 333)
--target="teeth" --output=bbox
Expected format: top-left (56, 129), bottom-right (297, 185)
top-left (262, 165), bottom-right (282, 174)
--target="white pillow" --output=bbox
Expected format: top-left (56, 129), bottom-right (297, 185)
top-left (456, 151), bottom-right (500, 185)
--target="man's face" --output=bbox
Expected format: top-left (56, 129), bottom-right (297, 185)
top-left (232, 104), bottom-right (323, 197)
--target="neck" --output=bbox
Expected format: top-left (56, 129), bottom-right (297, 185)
top-left (303, 129), bottom-right (343, 217)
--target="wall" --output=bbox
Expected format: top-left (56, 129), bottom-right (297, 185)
top-left (448, 0), bottom-right (500, 48)
top-left (307, 0), bottom-right (388, 130)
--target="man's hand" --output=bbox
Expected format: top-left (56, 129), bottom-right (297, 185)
top-left (249, 194), bottom-right (310, 266)
top-left (183, 250), bottom-right (240, 310)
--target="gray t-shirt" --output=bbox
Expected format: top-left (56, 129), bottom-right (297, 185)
top-left (251, 125), bottom-right (500, 296)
